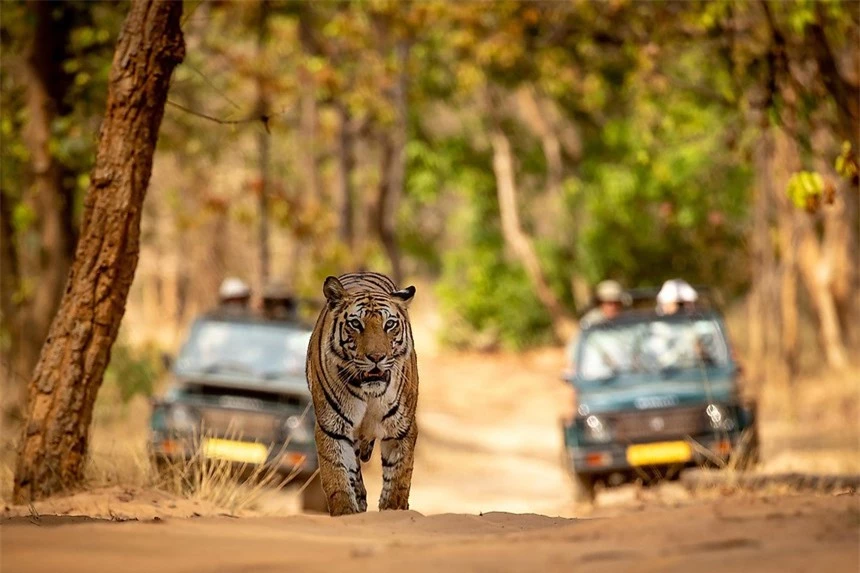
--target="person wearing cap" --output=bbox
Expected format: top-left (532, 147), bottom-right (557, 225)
top-left (580, 280), bottom-right (626, 329)
top-left (217, 277), bottom-right (251, 316)
top-left (261, 281), bottom-right (299, 321)
top-left (656, 278), bottom-right (698, 315)
top-left (563, 280), bottom-right (627, 379)
top-left (649, 279), bottom-right (715, 368)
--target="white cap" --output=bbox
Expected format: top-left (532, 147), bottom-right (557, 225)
top-left (657, 279), bottom-right (698, 305)
top-left (219, 277), bottom-right (250, 300)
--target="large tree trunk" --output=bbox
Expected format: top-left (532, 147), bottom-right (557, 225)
top-left (11, 1), bottom-right (79, 416)
top-left (489, 126), bottom-right (575, 341)
top-left (773, 127), bottom-right (850, 371)
top-left (746, 131), bottom-right (771, 386)
top-left (13, 0), bottom-right (184, 503)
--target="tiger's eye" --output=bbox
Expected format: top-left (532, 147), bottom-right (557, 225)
top-left (385, 319), bottom-right (397, 330)
top-left (348, 319), bottom-right (362, 330)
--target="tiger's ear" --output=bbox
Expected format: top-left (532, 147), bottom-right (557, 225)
top-left (391, 285), bottom-right (416, 307)
top-left (323, 276), bottom-right (347, 307)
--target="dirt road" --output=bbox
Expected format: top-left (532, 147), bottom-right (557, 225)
top-left (2, 346), bottom-right (858, 572)
top-left (3, 494), bottom-right (858, 573)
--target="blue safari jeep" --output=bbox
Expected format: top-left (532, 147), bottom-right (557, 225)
top-left (148, 311), bottom-right (327, 511)
top-left (562, 307), bottom-right (758, 502)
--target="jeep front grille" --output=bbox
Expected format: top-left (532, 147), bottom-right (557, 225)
top-left (200, 408), bottom-right (279, 442)
top-left (612, 406), bottom-right (707, 442)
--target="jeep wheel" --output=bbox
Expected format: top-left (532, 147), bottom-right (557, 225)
top-left (571, 471), bottom-right (597, 504)
top-left (300, 472), bottom-right (329, 514)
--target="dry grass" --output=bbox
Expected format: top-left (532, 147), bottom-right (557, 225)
top-left (1, 394), bottom-right (316, 518)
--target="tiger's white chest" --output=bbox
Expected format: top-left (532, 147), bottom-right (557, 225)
top-left (357, 376), bottom-right (400, 440)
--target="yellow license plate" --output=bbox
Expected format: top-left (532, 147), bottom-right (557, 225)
top-left (626, 441), bottom-right (692, 466)
top-left (203, 438), bottom-right (268, 464)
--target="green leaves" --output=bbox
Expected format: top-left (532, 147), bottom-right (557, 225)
top-left (787, 171), bottom-right (836, 214)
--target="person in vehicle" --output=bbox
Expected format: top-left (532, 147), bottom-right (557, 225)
top-left (216, 277), bottom-right (251, 316)
top-left (656, 278), bottom-right (698, 315)
top-left (580, 280), bottom-right (626, 328)
top-left (563, 280), bottom-right (628, 379)
top-left (651, 279), bottom-right (716, 367)
top-left (262, 281), bottom-right (299, 321)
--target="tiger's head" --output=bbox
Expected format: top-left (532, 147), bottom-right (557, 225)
top-left (322, 276), bottom-right (415, 393)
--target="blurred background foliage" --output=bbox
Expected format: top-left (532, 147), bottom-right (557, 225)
top-left (1, 0), bottom-right (858, 403)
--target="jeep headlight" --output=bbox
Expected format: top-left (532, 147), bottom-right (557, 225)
top-left (284, 415), bottom-right (311, 443)
top-left (705, 404), bottom-right (735, 431)
top-left (584, 414), bottom-right (612, 443)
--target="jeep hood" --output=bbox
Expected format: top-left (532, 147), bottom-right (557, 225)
top-left (574, 370), bottom-right (736, 414)
top-left (172, 371), bottom-right (311, 398)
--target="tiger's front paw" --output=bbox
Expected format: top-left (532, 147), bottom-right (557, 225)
top-left (378, 488), bottom-right (410, 511)
top-left (328, 490), bottom-right (361, 517)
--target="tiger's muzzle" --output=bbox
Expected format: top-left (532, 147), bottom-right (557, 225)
top-left (340, 366), bottom-right (392, 388)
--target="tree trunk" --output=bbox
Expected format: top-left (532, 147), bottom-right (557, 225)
top-left (795, 215), bottom-right (849, 370)
top-left (489, 126), bottom-right (575, 341)
top-left (747, 135), bottom-right (768, 385)
top-left (514, 86), bottom-right (590, 312)
top-left (515, 87), bottom-right (563, 197)
top-left (291, 9), bottom-right (321, 287)
top-left (374, 41), bottom-right (408, 285)
top-left (13, 0), bottom-right (78, 413)
top-left (334, 102), bottom-right (356, 256)
top-left (13, 0), bottom-right (184, 503)
top-left (255, 0), bottom-right (271, 296)
top-left (773, 127), bottom-right (849, 371)
top-left (777, 211), bottom-right (798, 382)
top-left (0, 190), bottom-right (23, 420)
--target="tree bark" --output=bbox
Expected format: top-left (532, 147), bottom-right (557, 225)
top-left (489, 126), bottom-right (575, 341)
top-left (13, 0), bottom-right (185, 503)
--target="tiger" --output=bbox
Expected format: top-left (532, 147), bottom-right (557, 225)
top-left (305, 271), bottom-right (419, 516)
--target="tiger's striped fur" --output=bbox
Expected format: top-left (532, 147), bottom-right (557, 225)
top-left (306, 272), bottom-right (418, 516)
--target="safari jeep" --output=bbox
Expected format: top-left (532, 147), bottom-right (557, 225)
top-left (561, 306), bottom-right (759, 502)
top-left (148, 311), bottom-right (327, 512)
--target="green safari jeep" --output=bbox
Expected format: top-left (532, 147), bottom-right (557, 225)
top-left (562, 307), bottom-right (759, 502)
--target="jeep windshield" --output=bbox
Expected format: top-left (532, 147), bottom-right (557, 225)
top-left (576, 315), bottom-right (730, 383)
top-left (173, 317), bottom-right (311, 381)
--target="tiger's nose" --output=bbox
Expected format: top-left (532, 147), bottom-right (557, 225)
top-left (367, 353), bottom-right (385, 364)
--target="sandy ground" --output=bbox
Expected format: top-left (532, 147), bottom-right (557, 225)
top-left (3, 494), bottom-right (858, 573)
top-left (2, 332), bottom-right (859, 571)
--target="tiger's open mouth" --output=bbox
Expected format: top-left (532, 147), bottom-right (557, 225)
top-left (359, 368), bottom-right (391, 385)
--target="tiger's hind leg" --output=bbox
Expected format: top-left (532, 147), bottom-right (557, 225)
top-left (378, 422), bottom-right (417, 511)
